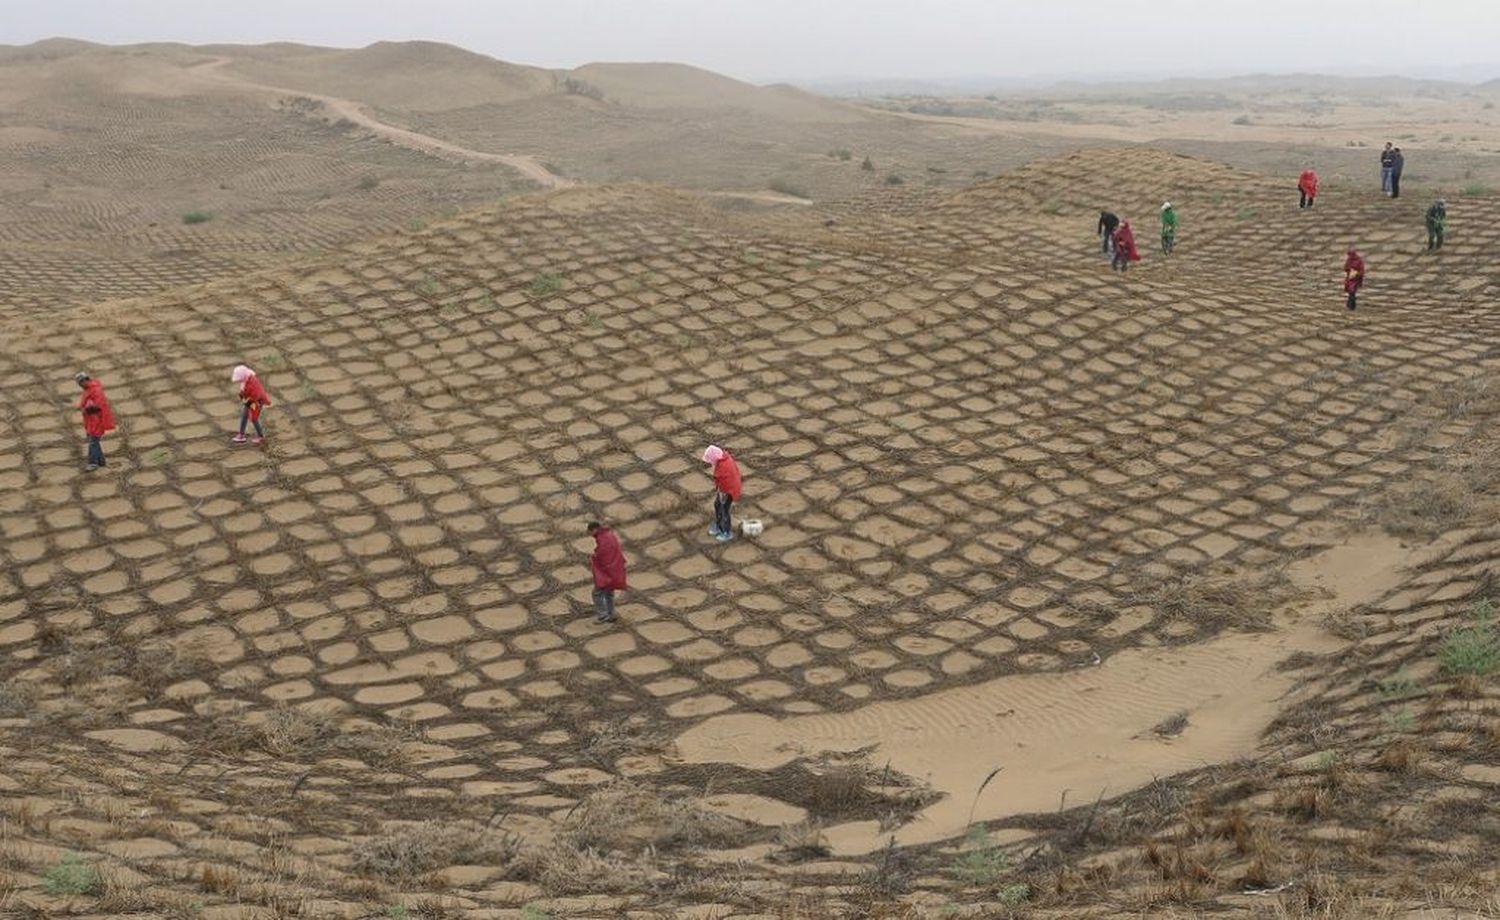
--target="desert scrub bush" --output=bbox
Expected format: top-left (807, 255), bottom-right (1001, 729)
top-left (45, 853), bottom-right (102, 896)
top-left (1372, 444), bottom-right (1499, 536)
top-left (1439, 601), bottom-right (1499, 677)
top-left (181, 210), bottom-right (213, 225)
top-left (885, 173), bottom-right (905, 186)
top-left (1462, 182), bottom-right (1488, 196)
top-left (350, 822), bottom-right (521, 880)
top-left (356, 175), bottom-right (380, 191)
top-left (768, 177), bottom-right (811, 199)
top-left (1231, 114), bottom-right (1253, 125)
top-left (1143, 567), bottom-right (1297, 631)
top-left (774, 821), bottom-right (831, 862)
top-left (560, 77), bottom-right (604, 101)
top-left (828, 148), bottom-right (853, 160)
top-left (861, 155), bottom-right (874, 171)
top-left (528, 272), bottom-right (564, 298)
top-left (952, 826), bottom-right (1010, 885)
top-left (196, 707), bottom-right (409, 766)
top-left (562, 780), bottom-right (751, 853)
top-left (0, 679), bottom-right (39, 717)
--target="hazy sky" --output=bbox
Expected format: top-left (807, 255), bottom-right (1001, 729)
top-left (6, 0), bottom-right (1499, 83)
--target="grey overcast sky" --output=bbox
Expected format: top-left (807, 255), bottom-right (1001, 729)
top-left (5, 0), bottom-right (1499, 83)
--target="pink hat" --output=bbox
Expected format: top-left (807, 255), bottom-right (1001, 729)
top-left (701, 445), bottom-right (724, 464)
top-left (231, 365), bottom-right (254, 384)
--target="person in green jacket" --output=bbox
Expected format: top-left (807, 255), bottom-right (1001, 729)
top-left (1159, 202), bottom-right (1178, 254)
top-left (1425, 198), bottom-right (1447, 251)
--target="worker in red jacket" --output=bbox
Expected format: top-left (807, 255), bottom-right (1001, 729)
top-left (75, 372), bottom-right (116, 472)
top-left (702, 444), bottom-right (742, 542)
top-left (230, 364), bottom-right (273, 444)
top-left (1343, 248), bottom-right (1365, 311)
top-left (1110, 221), bottom-right (1140, 272)
top-left (587, 521), bottom-right (628, 623)
top-left (1298, 168), bottom-right (1319, 209)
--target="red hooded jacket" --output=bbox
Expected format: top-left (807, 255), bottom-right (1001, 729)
top-left (240, 374), bottom-right (272, 407)
top-left (591, 527), bottom-right (629, 590)
top-left (1343, 251), bottom-right (1365, 293)
top-left (1298, 170), bottom-right (1319, 197)
top-left (1112, 223), bottom-right (1140, 262)
top-left (78, 379), bottom-right (116, 438)
top-left (714, 452), bottom-right (742, 501)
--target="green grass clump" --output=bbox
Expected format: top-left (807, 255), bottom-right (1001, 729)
top-left (1439, 601), bottom-right (1499, 677)
top-left (885, 174), bottom-right (905, 186)
top-left (768, 177), bottom-right (811, 199)
top-left (1462, 182), bottom-right (1488, 196)
top-left (45, 853), bottom-right (102, 896)
top-left (952, 827), bottom-right (1009, 885)
top-left (529, 273), bottom-right (564, 298)
top-left (182, 210), bottom-right (213, 225)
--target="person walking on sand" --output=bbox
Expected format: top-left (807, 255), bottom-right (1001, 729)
top-left (75, 372), bottom-right (116, 472)
top-left (1389, 147), bottom-right (1405, 199)
top-left (1425, 198), bottom-right (1447, 251)
top-left (1097, 210), bottom-right (1120, 256)
top-left (1298, 168), bottom-right (1319, 209)
top-left (1159, 202), bottom-right (1178, 254)
top-left (1343, 248), bottom-right (1365, 311)
top-left (587, 521), bottom-right (628, 624)
top-left (230, 364), bottom-right (273, 444)
top-left (1380, 142), bottom-right (1395, 195)
top-left (702, 444), bottom-right (742, 542)
top-left (1110, 220), bottom-right (1140, 272)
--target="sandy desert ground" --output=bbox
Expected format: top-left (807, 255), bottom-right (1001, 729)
top-left (0, 39), bottom-right (1497, 920)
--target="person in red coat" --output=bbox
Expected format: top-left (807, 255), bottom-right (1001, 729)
top-left (1110, 221), bottom-right (1140, 272)
top-left (1298, 169), bottom-right (1319, 209)
top-left (230, 364), bottom-right (273, 444)
top-left (75, 372), bottom-right (116, 472)
top-left (587, 521), bottom-right (628, 623)
top-left (702, 444), bottom-right (742, 541)
top-left (1343, 248), bottom-right (1365, 311)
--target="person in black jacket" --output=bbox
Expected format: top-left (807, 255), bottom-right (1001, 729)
top-left (1389, 148), bottom-right (1405, 198)
top-left (1380, 142), bottom-right (1395, 195)
top-left (1097, 210), bottom-right (1120, 255)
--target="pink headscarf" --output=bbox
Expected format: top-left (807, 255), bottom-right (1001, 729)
top-left (702, 445), bottom-right (724, 465)
top-left (231, 365), bottom-right (254, 384)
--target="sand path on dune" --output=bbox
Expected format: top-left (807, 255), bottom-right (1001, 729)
top-left (675, 531), bottom-right (1429, 855)
top-left (187, 57), bottom-right (812, 206)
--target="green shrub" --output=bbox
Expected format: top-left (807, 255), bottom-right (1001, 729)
top-left (1231, 114), bottom-right (1253, 126)
top-left (45, 854), bottom-right (102, 896)
top-left (1439, 601), bottom-right (1499, 676)
top-left (356, 176), bottom-right (380, 191)
top-left (828, 148), bottom-right (852, 160)
top-left (182, 210), bottom-right (213, 225)
top-left (885, 174), bottom-right (905, 186)
top-left (952, 827), bottom-right (1009, 885)
top-left (1462, 182), bottom-right (1488, 196)
top-left (529, 273), bottom-right (564, 298)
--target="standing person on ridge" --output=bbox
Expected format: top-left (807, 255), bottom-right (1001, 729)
top-left (1389, 147), bottom-right (1405, 199)
top-left (1110, 220), bottom-right (1140, 272)
top-left (1425, 198), bottom-right (1447, 251)
top-left (586, 521), bottom-right (628, 624)
top-left (1097, 210), bottom-right (1120, 256)
top-left (1298, 168), bottom-right (1319, 209)
top-left (1343, 248), bottom-right (1365, 311)
top-left (1159, 202), bottom-right (1178, 254)
top-left (75, 372), bottom-right (116, 472)
top-left (702, 444), bottom-right (742, 542)
top-left (230, 364), bottom-right (273, 445)
top-left (1380, 142), bottom-right (1395, 195)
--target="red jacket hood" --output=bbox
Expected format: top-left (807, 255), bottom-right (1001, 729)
top-left (591, 528), bottom-right (629, 590)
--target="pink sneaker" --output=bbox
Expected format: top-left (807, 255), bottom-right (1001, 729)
top-left (231, 434), bottom-right (247, 444)
top-left (251, 436), bottom-right (265, 445)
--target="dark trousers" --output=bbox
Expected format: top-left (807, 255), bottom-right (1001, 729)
top-left (1427, 224), bottom-right (1444, 249)
top-left (1161, 231), bottom-right (1174, 254)
top-left (238, 403), bottom-right (264, 437)
top-left (87, 436), bottom-right (105, 467)
top-left (714, 492), bottom-right (734, 534)
top-left (1100, 232), bottom-right (1114, 254)
top-left (592, 588), bottom-right (616, 621)
top-left (1299, 190), bottom-right (1313, 209)
top-left (1111, 251), bottom-right (1129, 272)
top-left (1390, 174), bottom-right (1401, 198)
top-left (1346, 290), bottom-right (1358, 311)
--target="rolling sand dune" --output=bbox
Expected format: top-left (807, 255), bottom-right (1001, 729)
top-left (0, 39), bottom-right (1497, 920)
